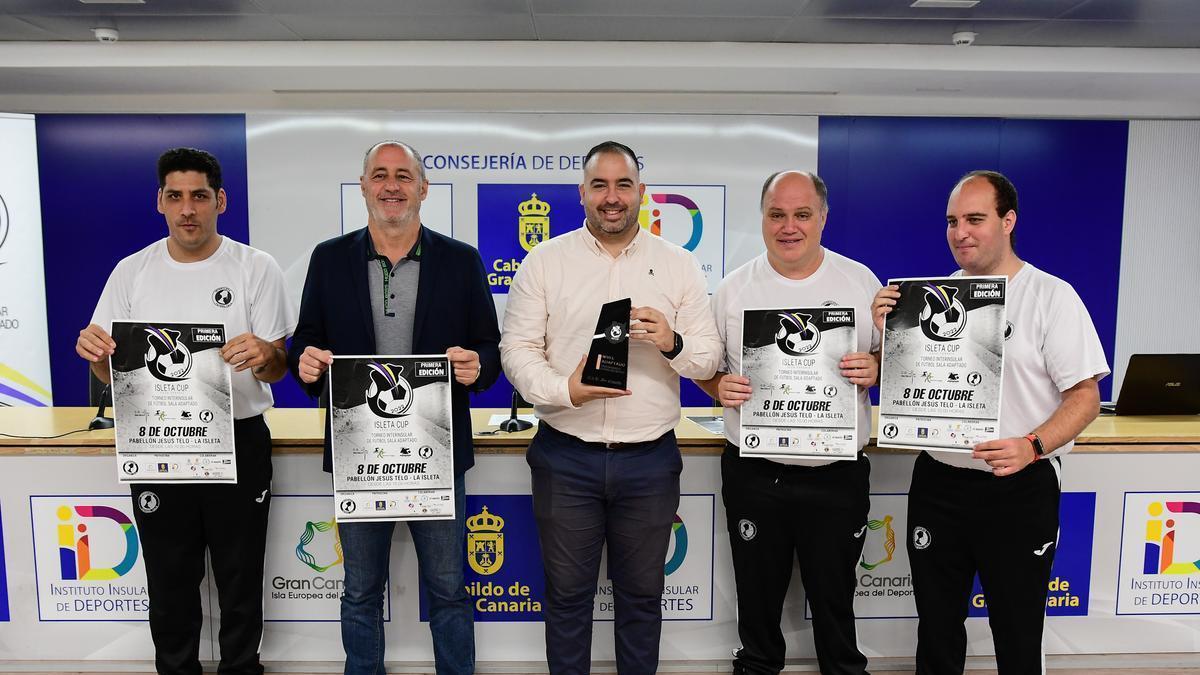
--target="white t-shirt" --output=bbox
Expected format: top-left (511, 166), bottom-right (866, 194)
top-left (712, 248), bottom-right (882, 466)
top-left (930, 263), bottom-right (1110, 471)
top-left (92, 236), bottom-right (295, 420)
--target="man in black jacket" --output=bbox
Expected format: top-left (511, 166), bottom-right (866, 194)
top-left (289, 140), bottom-right (500, 675)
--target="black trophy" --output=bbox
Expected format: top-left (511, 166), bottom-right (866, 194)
top-left (581, 298), bottom-right (631, 389)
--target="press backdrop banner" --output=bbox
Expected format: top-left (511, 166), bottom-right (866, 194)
top-left (0, 113), bottom-right (52, 407)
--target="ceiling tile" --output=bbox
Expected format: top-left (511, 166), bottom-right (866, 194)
top-left (535, 15), bottom-right (789, 41)
top-left (773, 17), bottom-right (1043, 45)
top-left (1021, 19), bottom-right (1200, 48)
top-left (0, 0), bottom-right (263, 16)
top-left (1057, 0), bottom-right (1200, 23)
top-left (275, 13), bottom-right (537, 40)
top-left (531, 0), bottom-right (804, 18)
top-left (251, 0), bottom-right (529, 17)
top-left (0, 14), bottom-right (57, 38)
top-left (799, 0), bottom-right (1084, 20)
top-left (13, 12), bottom-right (298, 40)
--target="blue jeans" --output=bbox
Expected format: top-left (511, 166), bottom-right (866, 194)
top-left (339, 473), bottom-right (473, 675)
top-left (528, 423), bottom-right (682, 675)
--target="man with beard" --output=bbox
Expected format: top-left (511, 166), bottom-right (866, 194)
top-left (289, 141), bottom-right (500, 674)
top-left (501, 140), bottom-right (721, 674)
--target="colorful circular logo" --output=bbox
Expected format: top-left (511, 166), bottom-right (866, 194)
top-left (0, 193), bottom-right (9, 255)
top-left (664, 514), bottom-right (688, 575)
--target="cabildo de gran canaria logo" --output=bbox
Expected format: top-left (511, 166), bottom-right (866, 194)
top-left (774, 312), bottom-right (821, 356)
top-left (295, 519), bottom-right (343, 573)
top-left (467, 506), bottom-right (505, 576)
top-left (919, 283), bottom-right (967, 342)
top-left (639, 192), bottom-right (703, 251)
top-left (365, 361), bottom-right (413, 418)
top-left (1144, 500), bottom-right (1200, 574)
top-left (518, 193), bottom-right (550, 253)
top-left (143, 326), bottom-right (192, 382)
top-left (57, 505), bottom-right (139, 580)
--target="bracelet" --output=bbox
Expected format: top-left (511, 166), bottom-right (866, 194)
top-left (1024, 432), bottom-right (1045, 460)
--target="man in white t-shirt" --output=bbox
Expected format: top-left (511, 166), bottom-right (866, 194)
top-left (696, 171), bottom-right (880, 675)
top-left (872, 171), bottom-right (1108, 675)
top-left (76, 147), bottom-right (294, 675)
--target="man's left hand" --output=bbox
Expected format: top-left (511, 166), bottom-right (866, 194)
top-left (840, 351), bottom-right (878, 387)
top-left (221, 333), bottom-right (278, 373)
top-left (630, 306), bottom-right (674, 352)
top-left (973, 436), bottom-right (1039, 477)
top-left (447, 346), bottom-right (481, 386)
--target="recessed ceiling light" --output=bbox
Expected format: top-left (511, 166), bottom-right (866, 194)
top-left (78, 0), bottom-right (145, 4)
top-left (911, 0), bottom-right (980, 8)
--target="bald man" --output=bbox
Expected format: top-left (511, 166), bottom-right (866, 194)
top-left (872, 171), bottom-right (1107, 675)
top-left (696, 171), bottom-right (880, 675)
top-left (289, 141), bottom-right (500, 674)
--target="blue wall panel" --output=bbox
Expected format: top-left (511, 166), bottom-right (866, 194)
top-left (36, 114), bottom-right (1124, 411)
top-left (37, 114), bottom-right (252, 407)
top-left (818, 117), bottom-right (1125, 399)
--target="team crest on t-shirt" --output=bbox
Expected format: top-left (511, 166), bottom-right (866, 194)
top-left (212, 287), bottom-right (233, 307)
top-left (1004, 321), bottom-right (1014, 341)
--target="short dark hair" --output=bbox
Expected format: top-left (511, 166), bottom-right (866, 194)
top-left (760, 170), bottom-right (829, 212)
top-left (955, 170), bottom-right (1018, 247)
top-left (157, 147), bottom-right (222, 193)
top-left (583, 141), bottom-right (639, 173)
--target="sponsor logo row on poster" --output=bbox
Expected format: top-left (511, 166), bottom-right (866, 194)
top-left (12, 491), bottom-right (1200, 622)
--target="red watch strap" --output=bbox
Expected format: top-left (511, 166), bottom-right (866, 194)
top-left (1024, 433), bottom-right (1043, 460)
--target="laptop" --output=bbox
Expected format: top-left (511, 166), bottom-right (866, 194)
top-left (1103, 354), bottom-right (1200, 416)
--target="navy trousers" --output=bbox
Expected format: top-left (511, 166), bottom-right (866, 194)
top-left (527, 422), bottom-right (682, 675)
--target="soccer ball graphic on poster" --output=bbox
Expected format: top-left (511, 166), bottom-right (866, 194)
top-left (774, 312), bottom-right (821, 356)
top-left (919, 284), bottom-right (966, 341)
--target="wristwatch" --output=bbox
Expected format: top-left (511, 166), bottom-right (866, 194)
top-left (661, 331), bottom-right (684, 360)
top-left (1024, 432), bottom-right (1045, 460)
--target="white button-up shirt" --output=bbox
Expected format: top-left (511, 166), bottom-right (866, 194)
top-left (501, 226), bottom-right (720, 443)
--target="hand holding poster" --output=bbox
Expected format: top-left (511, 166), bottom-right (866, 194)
top-left (878, 276), bottom-right (1006, 451)
top-left (739, 307), bottom-right (859, 460)
top-left (109, 320), bottom-right (235, 482)
top-left (329, 355), bottom-right (455, 522)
